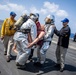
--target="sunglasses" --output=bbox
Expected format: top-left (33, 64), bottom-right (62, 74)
top-left (11, 15), bottom-right (16, 17)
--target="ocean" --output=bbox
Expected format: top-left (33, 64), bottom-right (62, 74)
top-left (0, 24), bottom-right (75, 39)
top-left (70, 33), bottom-right (75, 38)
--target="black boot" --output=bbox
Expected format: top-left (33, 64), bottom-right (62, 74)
top-left (34, 62), bottom-right (43, 67)
top-left (28, 49), bottom-right (34, 62)
top-left (4, 51), bottom-right (7, 55)
top-left (16, 62), bottom-right (26, 69)
top-left (54, 64), bottom-right (60, 68)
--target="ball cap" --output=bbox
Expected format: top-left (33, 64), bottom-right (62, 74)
top-left (61, 18), bottom-right (69, 23)
top-left (10, 11), bottom-right (16, 16)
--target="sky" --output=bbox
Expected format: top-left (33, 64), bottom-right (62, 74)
top-left (0, 0), bottom-right (76, 33)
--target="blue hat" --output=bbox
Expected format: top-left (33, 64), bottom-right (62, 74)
top-left (61, 18), bottom-right (69, 23)
top-left (10, 11), bottom-right (16, 16)
top-left (35, 13), bottom-right (39, 18)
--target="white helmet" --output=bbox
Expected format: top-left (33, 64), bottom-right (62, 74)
top-left (45, 14), bottom-right (55, 24)
top-left (30, 13), bottom-right (39, 21)
top-left (46, 15), bottom-right (55, 21)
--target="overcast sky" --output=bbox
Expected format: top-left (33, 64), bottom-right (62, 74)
top-left (0, 0), bottom-right (76, 33)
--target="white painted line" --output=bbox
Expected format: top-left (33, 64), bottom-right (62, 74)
top-left (52, 40), bottom-right (76, 50)
top-left (52, 40), bottom-right (57, 44)
top-left (69, 46), bottom-right (76, 50)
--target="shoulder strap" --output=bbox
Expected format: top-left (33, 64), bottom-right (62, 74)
top-left (47, 24), bottom-right (51, 31)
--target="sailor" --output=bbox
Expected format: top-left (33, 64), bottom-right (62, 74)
top-left (54, 18), bottom-right (71, 72)
top-left (28, 15), bottom-right (55, 67)
top-left (13, 13), bottom-right (37, 68)
top-left (1, 11), bottom-right (16, 62)
top-left (28, 13), bottom-right (42, 61)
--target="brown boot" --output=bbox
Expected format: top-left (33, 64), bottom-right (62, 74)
top-left (60, 68), bottom-right (64, 72)
top-left (6, 56), bottom-right (10, 62)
